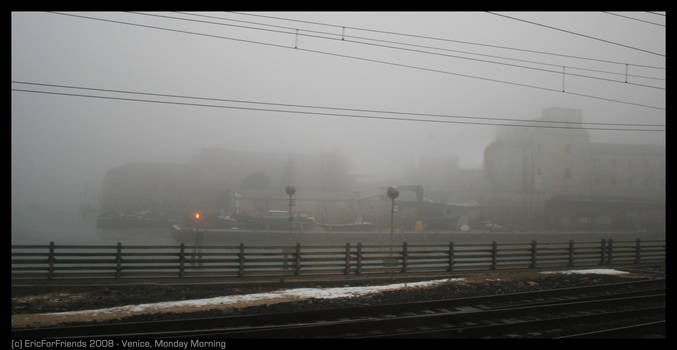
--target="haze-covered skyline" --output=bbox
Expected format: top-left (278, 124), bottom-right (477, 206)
top-left (11, 11), bottom-right (665, 242)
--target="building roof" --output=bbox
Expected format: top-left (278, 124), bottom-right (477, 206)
top-left (590, 143), bottom-right (665, 156)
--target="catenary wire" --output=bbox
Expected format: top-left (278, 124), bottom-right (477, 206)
top-left (12, 81), bottom-right (664, 127)
top-left (603, 12), bottom-right (665, 27)
top-left (175, 12), bottom-right (664, 82)
top-left (229, 11), bottom-right (666, 70)
top-left (130, 11), bottom-right (663, 90)
top-left (139, 11), bottom-right (665, 87)
top-left (47, 12), bottom-right (666, 111)
top-left (486, 12), bottom-right (665, 57)
top-left (11, 88), bottom-right (665, 132)
top-left (646, 12), bottom-right (666, 17)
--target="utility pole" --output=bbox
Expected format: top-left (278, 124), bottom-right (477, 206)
top-left (387, 186), bottom-right (400, 255)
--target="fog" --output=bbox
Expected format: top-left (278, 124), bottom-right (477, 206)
top-left (11, 12), bottom-right (665, 244)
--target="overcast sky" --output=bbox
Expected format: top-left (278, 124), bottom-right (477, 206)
top-left (11, 11), bottom-right (665, 214)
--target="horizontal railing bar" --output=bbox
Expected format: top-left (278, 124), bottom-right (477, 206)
top-left (405, 244), bottom-right (451, 248)
top-left (52, 259), bottom-right (118, 264)
top-left (497, 251), bottom-right (534, 257)
top-left (299, 257), bottom-right (349, 262)
top-left (496, 248), bottom-right (533, 252)
top-left (12, 267), bottom-right (51, 271)
top-left (40, 266), bottom-right (118, 271)
top-left (406, 249), bottom-right (450, 254)
top-left (116, 271), bottom-right (180, 276)
top-left (293, 268), bottom-right (345, 273)
top-left (11, 259), bottom-right (49, 264)
top-left (299, 251), bottom-right (349, 256)
top-left (405, 254), bottom-right (449, 259)
top-left (241, 252), bottom-right (291, 256)
top-left (11, 253), bottom-right (51, 257)
top-left (243, 258), bottom-right (293, 263)
top-left (43, 245), bottom-right (119, 249)
top-left (108, 245), bottom-right (181, 249)
top-left (299, 263), bottom-right (345, 269)
top-left (453, 249), bottom-right (493, 253)
top-left (184, 259), bottom-right (240, 263)
top-left (294, 245), bottom-right (349, 249)
top-left (536, 247), bottom-right (570, 251)
top-left (181, 266), bottom-right (240, 271)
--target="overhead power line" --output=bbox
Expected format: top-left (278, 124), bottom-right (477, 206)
top-left (148, 11), bottom-right (664, 87)
top-left (183, 12), bottom-right (664, 82)
top-left (487, 12), bottom-right (665, 57)
top-left (230, 11), bottom-right (665, 70)
top-left (13, 81), bottom-right (664, 127)
top-left (603, 12), bottom-right (665, 27)
top-left (646, 11), bottom-right (666, 17)
top-left (11, 87), bottom-right (665, 132)
top-left (48, 12), bottom-right (666, 111)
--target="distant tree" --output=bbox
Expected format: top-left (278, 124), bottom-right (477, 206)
top-left (241, 172), bottom-right (271, 190)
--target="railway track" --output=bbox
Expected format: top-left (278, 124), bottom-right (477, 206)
top-left (555, 320), bottom-right (666, 339)
top-left (12, 278), bottom-right (665, 339)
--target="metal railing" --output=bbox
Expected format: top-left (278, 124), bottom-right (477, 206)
top-left (11, 238), bottom-right (664, 281)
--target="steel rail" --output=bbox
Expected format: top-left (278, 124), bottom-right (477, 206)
top-left (359, 305), bottom-right (665, 338)
top-left (12, 279), bottom-right (664, 339)
top-left (147, 293), bottom-right (666, 338)
top-left (554, 320), bottom-right (665, 339)
top-left (181, 294), bottom-right (665, 338)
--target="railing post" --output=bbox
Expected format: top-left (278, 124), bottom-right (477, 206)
top-left (568, 240), bottom-right (574, 267)
top-left (116, 242), bottom-right (122, 279)
top-left (401, 241), bottom-right (408, 273)
top-left (491, 241), bottom-right (497, 270)
top-left (607, 238), bottom-right (613, 265)
top-left (48, 241), bottom-right (55, 280)
top-left (356, 242), bottom-right (362, 274)
top-left (294, 243), bottom-right (301, 276)
top-left (635, 238), bottom-right (641, 265)
top-left (530, 240), bottom-right (537, 269)
top-left (448, 242), bottom-right (454, 272)
top-left (344, 243), bottom-right (350, 274)
top-left (239, 243), bottom-right (245, 277)
top-left (179, 243), bottom-right (185, 278)
top-left (600, 239), bottom-right (606, 265)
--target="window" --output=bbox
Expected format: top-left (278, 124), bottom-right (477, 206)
top-left (564, 168), bottom-right (571, 179)
top-left (565, 144), bottom-right (571, 154)
top-left (594, 177), bottom-right (600, 186)
top-left (536, 168), bottom-right (542, 176)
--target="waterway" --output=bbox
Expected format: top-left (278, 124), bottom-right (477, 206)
top-left (11, 206), bottom-right (665, 247)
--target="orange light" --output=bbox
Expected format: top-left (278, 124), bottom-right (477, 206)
top-left (194, 213), bottom-right (200, 220)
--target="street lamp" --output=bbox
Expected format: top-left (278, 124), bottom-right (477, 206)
top-left (387, 186), bottom-right (399, 253)
top-left (286, 185), bottom-right (296, 234)
top-left (192, 211), bottom-right (203, 266)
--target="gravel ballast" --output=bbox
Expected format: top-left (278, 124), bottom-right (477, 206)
top-left (11, 266), bottom-right (664, 328)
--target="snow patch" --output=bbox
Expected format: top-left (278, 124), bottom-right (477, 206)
top-left (540, 269), bottom-right (629, 275)
top-left (42, 278), bottom-right (465, 317)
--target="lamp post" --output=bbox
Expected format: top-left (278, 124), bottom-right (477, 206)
top-left (193, 211), bottom-right (203, 266)
top-left (387, 186), bottom-right (399, 254)
top-left (286, 185), bottom-right (296, 235)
